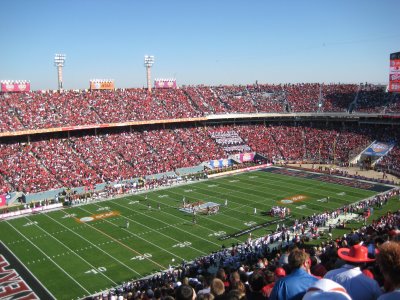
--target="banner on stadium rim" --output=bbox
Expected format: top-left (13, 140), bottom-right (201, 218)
top-left (89, 80), bottom-right (115, 90)
top-left (231, 152), bottom-right (255, 163)
top-left (1, 82), bottom-right (31, 92)
top-left (209, 158), bottom-right (233, 168)
top-left (154, 79), bottom-right (177, 89)
top-left (362, 141), bottom-right (395, 157)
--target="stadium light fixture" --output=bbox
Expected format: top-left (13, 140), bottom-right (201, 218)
top-left (54, 54), bottom-right (66, 92)
top-left (144, 55), bottom-right (155, 93)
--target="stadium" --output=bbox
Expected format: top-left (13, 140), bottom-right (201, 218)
top-left (1, 2), bottom-right (400, 300)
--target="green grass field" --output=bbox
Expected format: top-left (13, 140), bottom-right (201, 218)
top-left (0, 167), bottom-right (392, 299)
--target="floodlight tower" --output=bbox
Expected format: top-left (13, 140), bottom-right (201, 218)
top-left (144, 55), bottom-right (155, 93)
top-left (54, 54), bottom-right (66, 91)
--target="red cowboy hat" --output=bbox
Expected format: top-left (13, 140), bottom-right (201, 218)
top-left (337, 244), bottom-right (375, 263)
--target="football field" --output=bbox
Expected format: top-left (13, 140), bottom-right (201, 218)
top-left (0, 167), bottom-right (391, 299)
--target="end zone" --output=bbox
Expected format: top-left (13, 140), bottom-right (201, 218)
top-left (0, 241), bottom-right (55, 299)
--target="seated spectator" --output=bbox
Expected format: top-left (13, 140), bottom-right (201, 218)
top-left (270, 248), bottom-right (319, 300)
top-left (324, 244), bottom-right (382, 300)
top-left (228, 281), bottom-right (246, 300)
top-left (247, 271), bottom-right (267, 300)
top-left (376, 241), bottom-right (400, 300)
top-left (175, 284), bottom-right (196, 300)
top-left (262, 267), bottom-right (286, 298)
top-left (210, 278), bottom-right (226, 300)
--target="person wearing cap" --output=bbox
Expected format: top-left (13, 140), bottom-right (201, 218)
top-left (270, 249), bottom-right (318, 300)
top-left (324, 243), bottom-right (382, 300)
top-left (376, 241), bottom-right (400, 300)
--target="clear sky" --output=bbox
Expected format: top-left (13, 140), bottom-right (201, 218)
top-left (0, 0), bottom-right (399, 90)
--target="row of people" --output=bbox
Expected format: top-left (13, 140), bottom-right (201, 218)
top-left (0, 123), bottom-right (398, 194)
top-left (1, 84), bottom-right (399, 133)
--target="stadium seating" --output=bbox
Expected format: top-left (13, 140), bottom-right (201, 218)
top-left (2, 83), bottom-right (396, 133)
top-left (1, 122), bottom-right (398, 194)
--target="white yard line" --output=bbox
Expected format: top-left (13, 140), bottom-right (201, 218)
top-left (22, 216), bottom-right (118, 287)
top-left (195, 172), bottom-right (364, 212)
top-left (79, 204), bottom-right (190, 269)
top-left (127, 190), bottom-right (246, 234)
top-left (5, 220), bottom-right (91, 295)
top-left (43, 212), bottom-right (143, 277)
top-left (1, 241), bottom-right (57, 299)
top-left (107, 200), bottom-right (238, 246)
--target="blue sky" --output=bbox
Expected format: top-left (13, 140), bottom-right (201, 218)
top-left (0, 0), bottom-right (399, 90)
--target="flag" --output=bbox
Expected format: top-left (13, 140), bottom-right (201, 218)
top-left (0, 194), bottom-right (7, 207)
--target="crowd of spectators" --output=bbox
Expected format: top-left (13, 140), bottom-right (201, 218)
top-left (0, 122), bottom-right (399, 194)
top-left (353, 84), bottom-right (389, 113)
top-left (1, 83), bottom-right (399, 133)
top-left (87, 188), bottom-right (400, 300)
top-left (384, 93), bottom-right (400, 113)
top-left (376, 146), bottom-right (400, 178)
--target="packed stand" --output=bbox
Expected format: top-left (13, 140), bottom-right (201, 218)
top-left (0, 123), bottom-right (399, 194)
top-left (376, 146), bottom-right (400, 177)
top-left (285, 83), bottom-right (321, 113)
top-left (0, 83), bottom-right (397, 134)
top-left (208, 126), bottom-right (251, 154)
top-left (173, 127), bottom-right (225, 162)
top-left (384, 93), bottom-right (400, 113)
top-left (354, 84), bottom-right (389, 113)
top-left (32, 139), bottom-right (103, 188)
top-left (189, 86), bottom-right (229, 114)
top-left (322, 84), bottom-right (358, 112)
top-left (234, 124), bottom-right (283, 161)
top-left (213, 86), bottom-right (257, 114)
top-left (154, 89), bottom-right (201, 119)
top-left (0, 143), bottom-right (61, 193)
top-left (0, 93), bottom-right (26, 132)
top-left (247, 84), bottom-right (287, 113)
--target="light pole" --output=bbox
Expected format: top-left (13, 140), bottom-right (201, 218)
top-left (54, 54), bottom-right (66, 92)
top-left (144, 55), bottom-right (154, 93)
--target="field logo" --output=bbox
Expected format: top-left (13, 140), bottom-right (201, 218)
top-left (208, 231), bottom-right (226, 237)
top-left (0, 255), bottom-right (39, 300)
top-left (296, 205), bottom-right (307, 210)
top-left (23, 221), bottom-right (38, 227)
top-left (96, 206), bottom-right (110, 211)
top-left (62, 213), bottom-right (76, 219)
top-left (280, 194), bottom-right (308, 204)
top-left (172, 241), bottom-right (191, 248)
top-left (131, 253), bottom-right (152, 261)
top-left (77, 211), bottom-right (120, 223)
top-left (244, 221), bottom-right (257, 227)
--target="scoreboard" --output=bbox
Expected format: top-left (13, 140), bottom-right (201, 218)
top-left (389, 52), bottom-right (400, 93)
